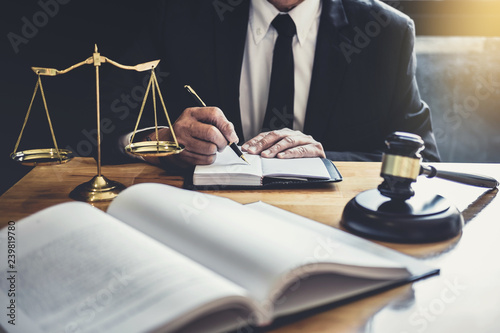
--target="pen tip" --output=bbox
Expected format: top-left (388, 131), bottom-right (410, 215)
top-left (241, 155), bottom-right (250, 165)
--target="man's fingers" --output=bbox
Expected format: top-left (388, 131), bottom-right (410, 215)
top-left (217, 120), bottom-right (238, 146)
top-left (242, 129), bottom-right (295, 155)
top-left (177, 132), bottom-right (219, 156)
top-left (190, 107), bottom-right (239, 146)
top-left (276, 142), bottom-right (326, 159)
top-left (178, 149), bottom-right (217, 165)
top-left (242, 128), bottom-right (325, 159)
top-left (260, 134), bottom-right (311, 157)
top-left (241, 133), bottom-right (267, 152)
top-left (189, 123), bottom-right (227, 152)
top-left (174, 107), bottom-right (239, 152)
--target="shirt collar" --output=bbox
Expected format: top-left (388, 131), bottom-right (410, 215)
top-left (249, 0), bottom-right (322, 46)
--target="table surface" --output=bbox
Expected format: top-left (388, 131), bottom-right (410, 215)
top-left (1, 158), bottom-right (499, 333)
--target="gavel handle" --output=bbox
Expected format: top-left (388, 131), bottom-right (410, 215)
top-left (421, 165), bottom-right (499, 189)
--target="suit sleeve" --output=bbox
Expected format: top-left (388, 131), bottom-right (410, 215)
top-left (386, 20), bottom-right (440, 162)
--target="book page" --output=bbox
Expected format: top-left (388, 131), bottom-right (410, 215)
top-left (107, 184), bottom-right (416, 310)
top-left (244, 201), bottom-right (438, 316)
top-left (0, 202), bottom-right (260, 333)
top-left (261, 157), bottom-right (331, 179)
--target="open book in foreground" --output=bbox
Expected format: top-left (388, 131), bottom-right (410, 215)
top-left (0, 184), bottom-right (437, 333)
top-left (187, 147), bottom-right (342, 189)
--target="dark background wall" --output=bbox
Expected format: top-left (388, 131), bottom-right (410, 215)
top-left (0, 1), bottom-right (156, 195)
top-left (1, 0), bottom-right (500, 195)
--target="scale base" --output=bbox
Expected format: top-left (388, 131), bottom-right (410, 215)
top-left (341, 189), bottom-right (463, 243)
top-left (70, 175), bottom-right (126, 202)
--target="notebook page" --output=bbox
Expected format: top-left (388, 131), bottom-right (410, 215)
top-left (211, 146), bottom-right (252, 166)
top-left (261, 157), bottom-right (331, 179)
top-left (193, 148), bottom-right (262, 186)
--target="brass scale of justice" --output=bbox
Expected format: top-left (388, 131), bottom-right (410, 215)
top-left (10, 45), bottom-right (184, 202)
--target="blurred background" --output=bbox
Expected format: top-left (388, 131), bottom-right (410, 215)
top-left (1, 0), bottom-right (500, 195)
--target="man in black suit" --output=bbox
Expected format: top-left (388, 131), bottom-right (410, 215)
top-left (122, 0), bottom-right (440, 168)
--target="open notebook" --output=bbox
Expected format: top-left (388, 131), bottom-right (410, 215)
top-left (188, 147), bottom-right (342, 189)
top-left (0, 183), bottom-right (437, 333)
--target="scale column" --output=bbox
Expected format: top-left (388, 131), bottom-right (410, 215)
top-left (93, 44), bottom-right (102, 177)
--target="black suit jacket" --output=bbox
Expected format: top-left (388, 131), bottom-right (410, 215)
top-left (107, 0), bottom-right (440, 162)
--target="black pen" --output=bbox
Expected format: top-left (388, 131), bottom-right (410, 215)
top-left (184, 85), bottom-right (250, 165)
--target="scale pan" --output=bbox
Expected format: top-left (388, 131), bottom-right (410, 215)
top-left (10, 148), bottom-right (74, 166)
top-left (125, 141), bottom-right (184, 157)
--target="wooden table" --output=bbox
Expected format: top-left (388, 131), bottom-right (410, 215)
top-left (1, 158), bottom-right (499, 333)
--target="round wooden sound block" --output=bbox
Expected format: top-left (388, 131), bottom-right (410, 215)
top-left (341, 189), bottom-right (463, 243)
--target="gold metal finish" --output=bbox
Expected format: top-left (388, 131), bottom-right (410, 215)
top-left (69, 175), bottom-right (127, 202)
top-left (104, 58), bottom-right (160, 72)
top-left (31, 67), bottom-right (58, 76)
top-left (12, 44), bottom-right (177, 201)
top-left (381, 154), bottom-right (421, 180)
top-left (11, 74), bottom-right (70, 165)
top-left (10, 148), bottom-right (73, 166)
top-left (68, 44), bottom-right (127, 201)
top-left (125, 141), bottom-right (184, 156)
top-left (125, 69), bottom-right (184, 157)
top-left (94, 46), bottom-right (102, 177)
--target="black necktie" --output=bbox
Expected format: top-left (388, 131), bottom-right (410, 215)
top-left (261, 14), bottom-right (296, 132)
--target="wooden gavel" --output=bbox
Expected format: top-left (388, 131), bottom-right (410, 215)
top-left (377, 132), bottom-right (499, 201)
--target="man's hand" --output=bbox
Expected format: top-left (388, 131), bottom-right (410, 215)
top-left (169, 107), bottom-right (238, 165)
top-left (242, 128), bottom-right (325, 158)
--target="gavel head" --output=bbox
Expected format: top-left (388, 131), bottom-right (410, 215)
top-left (377, 132), bottom-right (424, 201)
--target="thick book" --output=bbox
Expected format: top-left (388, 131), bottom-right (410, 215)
top-left (0, 183), bottom-right (437, 333)
top-left (186, 147), bottom-right (342, 189)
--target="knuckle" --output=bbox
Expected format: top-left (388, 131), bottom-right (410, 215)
top-left (291, 146), bottom-right (307, 157)
top-left (210, 107), bottom-right (225, 120)
top-left (213, 107), bottom-right (224, 116)
top-left (203, 107), bottom-right (217, 118)
top-left (269, 130), bottom-right (280, 138)
top-left (208, 143), bottom-right (218, 155)
top-left (221, 121), bottom-right (234, 134)
top-left (258, 137), bottom-right (269, 148)
top-left (297, 146), bottom-right (307, 157)
top-left (205, 126), bottom-right (219, 142)
top-left (176, 121), bottom-right (188, 134)
top-left (207, 154), bottom-right (217, 164)
top-left (284, 136), bottom-right (295, 144)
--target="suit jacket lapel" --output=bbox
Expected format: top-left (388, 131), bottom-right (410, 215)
top-left (213, 0), bottom-right (250, 139)
top-left (304, 0), bottom-right (351, 139)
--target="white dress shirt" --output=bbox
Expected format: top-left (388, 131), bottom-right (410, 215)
top-left (124, 0), bottom-right (322, 159)
top-left (239, 0), bottom-right (322, 141)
